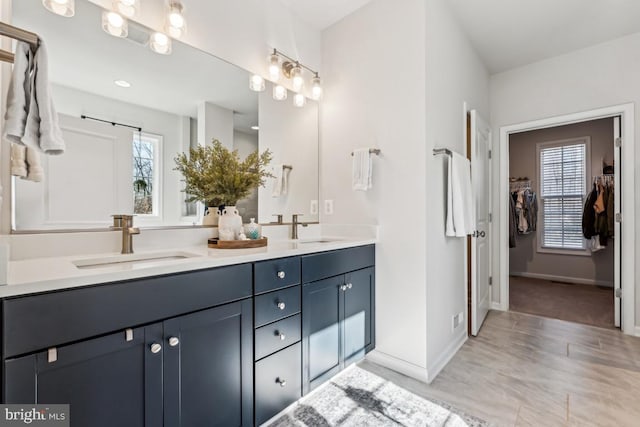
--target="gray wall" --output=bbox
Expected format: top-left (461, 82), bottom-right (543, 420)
top-left (509, 118), bottom-right (614, 286)
top-left (233, 130), bottom-right (259, 222)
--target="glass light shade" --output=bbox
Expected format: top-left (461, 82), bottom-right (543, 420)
top-left (150, 32), bottom-right (172, 55)
top-left (249, 75), bottom-right (265, 92)
top-left (291, 65), bottom-right (304, 91)
top-left (311, 76), bottom-right (322, 100)
top-left (42, 0), bottom-right (75, 17)
top-left (113, 0), bottom-right (139, 18)
top-left (165, 3), bottom-right (187, 39)
top-left (293, 93), bottom-right (306, 108)
top-left (102, 11), bottom-right (128, 38)
top-left (268, 54), bottom-right (280, 82)
top-left (273, 84), bottom-right (287, 101)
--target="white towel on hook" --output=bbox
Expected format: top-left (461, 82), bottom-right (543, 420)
top-left (352, 148), bottom-right (372, 191)
top-left (271, 164), bottom-right (291, 197)
top-left (445, 151), bottom-right (475, 237)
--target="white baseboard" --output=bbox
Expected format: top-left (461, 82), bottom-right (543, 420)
top-left (634, 326), bottom-right (640, 338)
top-left (510, 272), bottom-right (613, 288)
top-left (365, 350), bottom-right (429, 383)
top-left (491, 301), bottom-right (505, 311)
top-left (426, 332), bottom-right (467, 383)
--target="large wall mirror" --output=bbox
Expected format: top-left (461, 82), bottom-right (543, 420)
top-left (9, 0), bottom-right (319, 231)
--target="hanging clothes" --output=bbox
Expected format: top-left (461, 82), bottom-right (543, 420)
top-left (583, 177), bottom-right (615, 250)
top-left (582, 184), bottom-right (598, 239)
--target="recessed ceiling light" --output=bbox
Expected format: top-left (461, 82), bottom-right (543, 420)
top-left (251, 125), bottom-right (259, 130)
top-left (114, 80), bottom-right (131, 88)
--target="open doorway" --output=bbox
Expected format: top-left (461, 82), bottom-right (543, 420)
top-left (507, 118), bottom-right (615, 328)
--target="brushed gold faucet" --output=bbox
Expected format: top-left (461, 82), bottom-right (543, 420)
top-left (111, 214), bottom-right (140, 254)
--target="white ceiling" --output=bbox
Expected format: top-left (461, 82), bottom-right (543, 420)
top-left (447, 0), bottom-right (640, 74)
top-left (278, 0), bottom-right (374, 30)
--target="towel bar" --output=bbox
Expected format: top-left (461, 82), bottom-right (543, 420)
top-left (350, 148), bottom-right (381, 156)
top-left (432, 148), bottom-right (453, 156)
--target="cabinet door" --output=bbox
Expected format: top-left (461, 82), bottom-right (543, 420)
top-left (302, 275), bottom-right (344, 394)
top-left (4, 324), bottom-right (163, 427)
top-left (344, 267), bottom-right (375, 366)
top-left (163, 300), bottom-right (253, 427)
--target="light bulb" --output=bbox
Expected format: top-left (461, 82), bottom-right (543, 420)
top-left (311, 76), bottom-right (322, 100)
top-left (291, 65), bottom-right (304, 91)
top-left (293, 93), bottom-right (306, 108)
top-left (268, 53), bottom-right (280, 82)
top-left (150, 32), bottom-right (172, 55)
top-left (102, 11), bottom-right (128, 38)
top-left (249, 75), bottom-right (265, 92)
top-left (42, 0), bottom-right (75, 17)
top-left (165, 2), bottom-right (187, 39)
top-left (273, 84), bottom-right (287, 101)
top-left (114, 0), bottom-right (139, 18)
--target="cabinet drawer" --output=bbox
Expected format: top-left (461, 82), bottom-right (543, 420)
top-left (254, 257), bottom-right (300, 294)
top-left (301, 245), bottom-right (375, 283)
top-left (254, 286), bottom-right (300, 328)
top-left (255, 342), bottom-right (301, 425)
top-left (255, 314), bottom-right (301, 361)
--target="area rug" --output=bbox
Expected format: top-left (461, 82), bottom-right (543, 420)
top-left (269, 366), bottom-right (489, 427)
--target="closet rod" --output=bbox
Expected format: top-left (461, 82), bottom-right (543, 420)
top-left (0, 22), bottom-right (39, 64)
top-left (81, 115), bottom-right (143, 132)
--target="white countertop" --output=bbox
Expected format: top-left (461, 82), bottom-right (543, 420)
top-left (3, 237), bottom-right (376, 298)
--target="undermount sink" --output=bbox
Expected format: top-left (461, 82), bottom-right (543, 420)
top-left (296, 239), bottom-right (341, 244)
top-left (73, 251), bottom-right (200, 270)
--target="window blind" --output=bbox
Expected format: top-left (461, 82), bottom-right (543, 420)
top-left (539, 143), bottom-right (586, 250)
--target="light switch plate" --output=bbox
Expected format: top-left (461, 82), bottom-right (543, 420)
top-left (324, 200), bottom-right (334, 215)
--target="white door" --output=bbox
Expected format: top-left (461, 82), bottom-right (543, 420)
top-left (613, 116), bottom-right (621, 328)
top-left (470, 110), bottom-right (492, 336)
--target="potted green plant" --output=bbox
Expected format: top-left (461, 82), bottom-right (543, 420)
top-left (174, 139), bottom-right (273, 226)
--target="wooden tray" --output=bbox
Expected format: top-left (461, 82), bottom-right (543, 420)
top-left (208, 237), bottom-right (268, 249)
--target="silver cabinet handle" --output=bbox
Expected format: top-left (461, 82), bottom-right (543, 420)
top-left (277, 301), bottom-right (286, 310)
top-left (150, 343), bottom-right (162, 354)
top-left (276, 378), bottom-right (286, 387)
top-left (168, 337), bottom-right (180, 347)
top-left (277, 271), bottom-right (286, 279)
top-left (275, 330), bottom-right (286, 340)
top-left (346, 283), bottom-right (353, 289)
top-left (340, 284), bottom-right (347, 291)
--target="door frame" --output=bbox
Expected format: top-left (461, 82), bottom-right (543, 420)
top-left (497, 103), bottom-right (635, 334)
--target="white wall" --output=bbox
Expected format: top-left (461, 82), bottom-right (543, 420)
top-left (424, 0), bottom-right (490, 377)
top-left (320, 0), bottom-right (489, 381)
top-left (490, 33), bottom-right (640, 324)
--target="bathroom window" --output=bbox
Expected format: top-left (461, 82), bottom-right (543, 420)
top-left (537, 138), bottom-right (590, 254)
top-left (133, 133), bottom-right (162, 216)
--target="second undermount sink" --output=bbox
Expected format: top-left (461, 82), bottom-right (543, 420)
top-left (73, 251), bottom-right (201, 270)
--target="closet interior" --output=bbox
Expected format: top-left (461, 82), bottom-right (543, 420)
top-left (507, 117), bottom-right (617, 328)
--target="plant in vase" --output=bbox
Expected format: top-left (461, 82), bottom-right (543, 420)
top-left (174, 139), bottom-right (273, 236)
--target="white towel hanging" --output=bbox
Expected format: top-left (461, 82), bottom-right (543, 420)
top-left (352, 148), bottom-right (372, 191)
top-left (445, 152), bottom-right (475, 237)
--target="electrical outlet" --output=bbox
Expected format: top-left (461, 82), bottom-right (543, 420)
top-left (324, 200), bottom-right (334, 215)
top-left (310, 200), bottom-right (318, 215)
top-left (452, 312), bottom-right (464, 331)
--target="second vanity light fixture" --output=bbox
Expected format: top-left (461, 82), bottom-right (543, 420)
top-left (44, 0), bottom-right (185, 56)
top-left (250, 48), bottom-right (322, 108)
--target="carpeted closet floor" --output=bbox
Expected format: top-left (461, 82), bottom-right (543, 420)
top-left (509, 276), bottom-right (614, 328)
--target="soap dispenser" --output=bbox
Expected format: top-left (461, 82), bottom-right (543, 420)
top-left (245, 218), bottom-right (261, 239)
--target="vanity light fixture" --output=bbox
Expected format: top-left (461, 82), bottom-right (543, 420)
top-left (165, 1), bottom-right (187, 39)
top-left (42, 0), bottom-right (75, 17)
top-left (102, 10), bottom-right (128, 38)
top-left (273, 84), bottom-right (287, 101)
top-left (293, 93), bottom-right (306, 108)
top-left (113, 0), bottom-right (140, 19)
top-left (265, 49), bottom-right (322, 104)
top-left (150, 32), bottom-right (172, 55)
top-left (114, 79), bottom-right (131, 88)
top-left (249, 74), bottom-right (266, 92)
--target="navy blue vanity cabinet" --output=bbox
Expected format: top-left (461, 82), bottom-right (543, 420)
top-left (253, 257), bottom-right (302, 426)
top-left (301, 245), bottom-right (375, 394)
top-left (2, 263), bottom-right (254, 427)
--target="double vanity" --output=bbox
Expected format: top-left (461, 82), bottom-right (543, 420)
top-left (0, 238), bottom-right (375, 427)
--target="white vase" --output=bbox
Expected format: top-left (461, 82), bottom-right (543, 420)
top-left (202, 206), bottom-right (220, 226)
top-left (218, 206), bottom-right (243, 237)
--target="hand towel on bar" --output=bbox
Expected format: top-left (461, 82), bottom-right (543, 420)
top-left (4, 41), bottom-right (33, 146)
top-left (271, 164), bottom-right (284, 197)
top-left (445, 151), bottom-right (475, 237)
top-left (352, 148), bottom-right (372, 191)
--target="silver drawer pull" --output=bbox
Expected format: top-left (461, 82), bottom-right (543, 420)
top-left (277, 271), bottom-right (286, 279)
top-left (168, 337), bottom-right (180, 347)
top-left (275, 330), bottom-right (286, 340)
top-left (340, 284), bottom-right (347, 291)
top-left (277, 301), bottom-right (286, 310)
top-left (276, 378), bottom-right (286, 387)
top-left (150, 343), bottom-right (162, 354)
